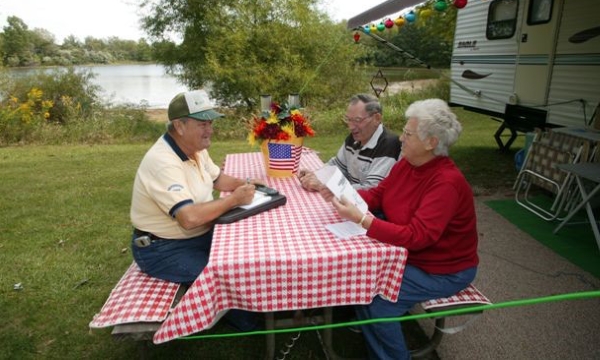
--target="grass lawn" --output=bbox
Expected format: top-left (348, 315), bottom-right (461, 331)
top-left (0, 108), bottom-right (523, 359)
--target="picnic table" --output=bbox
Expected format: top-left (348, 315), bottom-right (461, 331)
top-left (91, 149), bottom-right (490, 359)
top-left (153, 150), bottom-right (409, 347)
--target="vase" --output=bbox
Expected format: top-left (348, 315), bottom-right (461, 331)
top-left (260, 136), bottom-right (304, 177)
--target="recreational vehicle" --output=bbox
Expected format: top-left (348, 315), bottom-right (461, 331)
top-left (348, 0), bottom-right (600, 150)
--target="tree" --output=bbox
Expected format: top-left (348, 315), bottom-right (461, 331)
top-left (61, 35), bottom-right (82, 49)
top-left (0, 33), bottom-right (4, 64)
top-left (140, 0), bottom-right (368, 108)
top-left (84, 36), bottom-right (107, 52)
top-left (2, 16), bottom-right (35, 66)
top-left (135, 39), bottom-right (153, 62)
top-left (415, 1), bottom-right (458, 44)
top-left (31, 28), bottom-right (59, 64)
top-left (356, 1), bottom-right (457, 69)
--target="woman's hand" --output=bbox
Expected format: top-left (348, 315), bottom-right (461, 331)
top-left (331, 196), bottom-right (363, 224)
top-left (318, 187), bottom-right (335, 202)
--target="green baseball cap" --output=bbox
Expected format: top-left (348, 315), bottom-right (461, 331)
top-left (167, 90), bottom-right (224, 121)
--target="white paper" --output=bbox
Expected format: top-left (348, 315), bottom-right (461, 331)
top-left (239, 192), bottom-right (272, 210)
top-left (325, 221), bottom-right (367, 239)
top-left (314, 166), bottom-right (368, 213)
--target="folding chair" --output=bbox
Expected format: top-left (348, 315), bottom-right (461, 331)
top-left (563, 143), bottom-right (600, 211)
top-left (514, 128), bottom-right (590, 221)
top-left (553, 145), bottom-right (600, 251)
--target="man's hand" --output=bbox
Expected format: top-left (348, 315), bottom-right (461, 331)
top-left (231, 184), bottom-right (256, 206)
top-left (298, 170), bottom-right (323, 192)
top-left (244, 177), bottom-right (266, 187)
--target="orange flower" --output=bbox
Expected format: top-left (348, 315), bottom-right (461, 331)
top-left (247, 101), bottom-right (315, 146)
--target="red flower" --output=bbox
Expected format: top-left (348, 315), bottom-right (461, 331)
top-left (248, 101), bottom-right (315, 145)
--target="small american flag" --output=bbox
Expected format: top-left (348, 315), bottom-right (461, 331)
top-left (268, 143), bottom-right (302, 172)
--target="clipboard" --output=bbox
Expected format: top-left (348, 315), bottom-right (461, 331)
top-left (215, 194), bottom-right (287, 224)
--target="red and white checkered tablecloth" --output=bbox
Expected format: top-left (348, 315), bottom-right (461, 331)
top-left (153, 150), bottom-right (408, 344)
top-left (89, 262), bottom-right (180, 328)
top-left (421, 284), bottom-right (491, 310)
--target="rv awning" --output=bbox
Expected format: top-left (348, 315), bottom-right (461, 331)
top-left (347, 0), bottom-right (425, 29)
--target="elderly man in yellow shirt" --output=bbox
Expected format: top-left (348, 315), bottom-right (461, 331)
top-left (130, 90), bottom-right (260, 331)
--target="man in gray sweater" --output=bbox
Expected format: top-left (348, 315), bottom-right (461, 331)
top-left (299, 93), bottom-right (402, 191)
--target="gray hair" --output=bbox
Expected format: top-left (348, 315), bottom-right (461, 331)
top-left (166, 117), bottom-right (189, 132)
top-left (350, 93), bottom-right (382, 115)
top-left (405, 99), bottom-right (462, 156)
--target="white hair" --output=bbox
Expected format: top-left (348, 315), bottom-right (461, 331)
top-left (405, 99), bottom-right (462, 156)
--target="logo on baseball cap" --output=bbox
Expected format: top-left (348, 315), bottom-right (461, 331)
top-left (168, 90), bottom-right (224, 121)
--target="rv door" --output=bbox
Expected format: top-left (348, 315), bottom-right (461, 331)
top-left (513, 0), bottom-right (560, 106)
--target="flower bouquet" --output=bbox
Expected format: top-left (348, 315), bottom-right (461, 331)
top-left (248, 102), bottom-right (315, 146)
top-left (248, 101), bottom-right (315, 177)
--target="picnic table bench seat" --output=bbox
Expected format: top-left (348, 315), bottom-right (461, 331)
top-left (90, 263), bottom-right (491, 359)
top-left (410, 284), bottom-right (492, 358)
top-left (89, 262), bottom-right (183, 342)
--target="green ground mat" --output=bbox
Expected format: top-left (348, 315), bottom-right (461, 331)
top-left (485, 198), bottom-right (599, 279)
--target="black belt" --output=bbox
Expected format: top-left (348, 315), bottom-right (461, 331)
top-left (133, 228), bottom-right (160, 240)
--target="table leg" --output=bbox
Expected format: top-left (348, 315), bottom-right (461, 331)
top-left (322, 307), bottom-right (335, 358)
top-left (322, 307), bottom-right (365, 360)
top-left (264, 312), bottom-right (275, 360)
top-left (585, 201), bottom-right (600, 252)
top-left (554, 177), bottom-right (600, 252)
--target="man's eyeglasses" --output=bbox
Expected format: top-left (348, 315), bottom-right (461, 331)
top-left (342, 114), bottom-right (373, 124)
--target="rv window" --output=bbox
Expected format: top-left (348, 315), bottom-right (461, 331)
top-left (486, 0), bottom-right (518, 40)
top-left (527, 0), bottom-right (553, 25)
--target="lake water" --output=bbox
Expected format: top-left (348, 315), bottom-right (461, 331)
top-left (10, 64), bottom-right (189, 109)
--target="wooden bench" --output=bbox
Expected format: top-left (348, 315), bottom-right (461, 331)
top-left (89, 262), bottom-right (184, 357)
top-left (91, 263), bottom-right (490, 359)
top-left (410, 284), bottom-right (492, 358)
top-left (319, 284), bottom-right (491, 359)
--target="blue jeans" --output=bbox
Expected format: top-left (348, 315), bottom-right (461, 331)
top-left (131, 230), bottom-right (259, 331)
top-left (132, 230), bottom-right (213, 284)
top-left (355, 265), bottom-right (477, 360)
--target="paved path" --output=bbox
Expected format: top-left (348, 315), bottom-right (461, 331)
top-left (431, 197), bottom-right (600, 359)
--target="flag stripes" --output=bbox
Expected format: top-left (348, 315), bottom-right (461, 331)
top-left (267, 143), bottom-right (302, 172)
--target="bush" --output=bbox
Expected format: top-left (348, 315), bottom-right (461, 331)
top-left (3, 66), bottom-right (102, 124)
top-left (0, 68), bottom-right (165, 146)
top-left (0, 88), bottom-right (53, 144)
top-left (212, 76), bottom-right (450, 142)
top-left (0, 68), bottom-right (451, 147)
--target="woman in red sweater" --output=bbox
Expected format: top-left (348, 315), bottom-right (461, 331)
top-left (325, 98), bottom-right (479, 359)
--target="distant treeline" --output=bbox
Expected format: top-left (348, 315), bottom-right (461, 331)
top-left (2, 7), bottom-right (457, 70)
top-left (1, 16), bottom-right (154, 67)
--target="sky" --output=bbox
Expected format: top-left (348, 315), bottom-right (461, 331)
top-left (0, 0), bottom-right (390, 44)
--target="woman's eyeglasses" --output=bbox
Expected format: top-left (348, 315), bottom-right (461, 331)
top-left (401, 127), bottom-right (415, 138)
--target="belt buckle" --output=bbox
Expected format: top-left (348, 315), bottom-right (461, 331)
top-left (133, 235), bottom-right (152, 248)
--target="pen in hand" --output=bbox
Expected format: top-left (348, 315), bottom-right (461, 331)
top-left (245, 177), bottom-right (255, 191)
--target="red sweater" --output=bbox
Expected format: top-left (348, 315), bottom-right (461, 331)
top-left (359, 156), bottom-right (479, 274)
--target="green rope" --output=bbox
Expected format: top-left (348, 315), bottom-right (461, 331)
top-left (178, 290), bottom-right (600, 340)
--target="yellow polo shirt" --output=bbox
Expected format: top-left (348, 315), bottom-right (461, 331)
top-left (130, 134), bottom-right (221, 239)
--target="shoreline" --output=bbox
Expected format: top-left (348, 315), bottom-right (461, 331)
top-left (145, 109), bottom-right (168, 122)
top-left (144, 80), bottom-right (439, 122)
